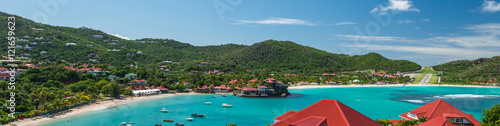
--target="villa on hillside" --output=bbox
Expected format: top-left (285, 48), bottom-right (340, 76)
top-left (214, 85), bottom-right (230, 93)
top-left (272, 99), bottom-right (382, 126)
top-left (125, 73), bottom-right (138, 79)
top-left (389, 99), bottom-right (481, 126)
top-left (196, 85), bottom-right (212, 93)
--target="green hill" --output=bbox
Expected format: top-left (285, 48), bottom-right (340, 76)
top-left (433, 56), bottom-right (500, 84)
top-left (0, 11), bottom-right (421, 73)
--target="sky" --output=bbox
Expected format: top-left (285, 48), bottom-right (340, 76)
top-left (1, 0), bottom-right (500, 66)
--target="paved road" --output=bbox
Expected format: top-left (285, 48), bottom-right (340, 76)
top-left (419, 74), bottom-right (433, 84)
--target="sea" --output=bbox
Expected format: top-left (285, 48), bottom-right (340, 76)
top-left (40, 86), bottom-right (500, 126)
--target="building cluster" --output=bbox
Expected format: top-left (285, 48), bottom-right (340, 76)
top-left (272, 99), bottom-right (480, 126)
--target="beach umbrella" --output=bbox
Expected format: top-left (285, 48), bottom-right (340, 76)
top-left (19, 114), bottom-right (24, 120)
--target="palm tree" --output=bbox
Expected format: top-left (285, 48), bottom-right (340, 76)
top-left (376, 119), bottom-right (394, 126)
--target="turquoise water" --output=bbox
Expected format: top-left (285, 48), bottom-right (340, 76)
top-left (41, 86), bottom-right (500, 126)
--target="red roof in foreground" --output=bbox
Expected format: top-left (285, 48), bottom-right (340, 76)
top-left (399, 99), bottom-right (480, 126)
top-left (136, 85), bottom-right (147, 90)
top-left (416, 116), bottom-right (456, 126)
top-left (272, 99), bottom-right (382, 126)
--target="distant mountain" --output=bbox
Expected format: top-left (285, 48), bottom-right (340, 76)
top-left (0, 11), bottom-right (421, 73)
top-left (433, 56), bottom-right (500, 83)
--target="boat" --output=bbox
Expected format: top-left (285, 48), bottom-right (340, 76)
top-left (203, 102), bottom-right (212, 105)
top-left (185, 117), bottom-right (193, 121)
top-left (222, 103), bottom-right (233, 108)
top-left (191, 113), bottom-right (205, 117)
top-left (163, 119), bottom-right (174, 122)
top-left (221, 94), bottom-right (227, 97)
top-left (159, 108), bottom-right (168, 113)
top-left (155, 124), bottom-right (162, 126)
top-left (175, 123), bottom-right (185, 126)
top-left (177, 111), bottom-right (181, 112)
top-left (120, 122), bottom-right (133, 126)
top-left (127, 122), bottom-right (134, 124)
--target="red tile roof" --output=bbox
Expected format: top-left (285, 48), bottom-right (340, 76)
top-left (229, 79), bottom-right (239, 84)
top-left (264, 78), bottom-right (281, 84)
top-left (248, 79), bottom-right (257, 83)
top-left (242, 88), bottom-right (257, 91)
top-left (214, 85), bottom-right (230, 89)
top-left (157, 86), bottom-right (168, 90)
top-left (290, 116), bottom-right (327, 126)
top-left (399, 99), bottom-right (480, 126)
top-left (137, 85), bottom-right (147, 90)
top-left (416, 116), bottom-right (455, 126)
top-left (272, 99), bottom-right (382, 126)
top-left (0, 67), bottom-right (7, 70)
top-left (274, 110), bottom-right (298, 121)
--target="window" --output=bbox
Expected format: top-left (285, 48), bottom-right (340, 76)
top-left (455, 118), bottom-right (464, 123)
top-left (406, 113), bottom-right (418, 120)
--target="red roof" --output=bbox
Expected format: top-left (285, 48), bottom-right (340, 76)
top-left (272, 99), bottom-right (382, 126)
top-left (242, 88), bottom-right (257, 91)
top-left (0, 67), bottom-right (7, 70)
top-left (136, 85), bottom-right (147, 90)
top-left (157, 86), bottom-right (168, 90)
top-left (399, 99), bottom-right (480, 126)
top-left (258, 85), bottom-right (266, 88)
top-left (275, 110), bottom-right (298, 121)
top-left (416, 116), bottom-right (455, 126)
top-left (126, 85), bottom-right (137, 90)
top-left (197, 85), bottom-right (209, 89)
top-left (214, 85), bottom-right (230, 90)
top-left (229, 79), bottom-right (239, 84)
top-left (0, 74), bottom-right (10, 77)
top-left (290, 116), bottom-right (327, 126)
top-left (264, 78), bottom-right (281, 84)
top-left (248, 79), bottom-right (257, 83)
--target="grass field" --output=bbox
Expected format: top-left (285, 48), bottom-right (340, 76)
top-left (411, 67), bottom-right (438, 84)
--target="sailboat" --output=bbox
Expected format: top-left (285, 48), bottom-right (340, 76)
top-left (159, 108), bottom-right (169, 113)
top-left (185, 117), bottom-right (193, 121)
top-left (222, 97), bottom-right (233, 108)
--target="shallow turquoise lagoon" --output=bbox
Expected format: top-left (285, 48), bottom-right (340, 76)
top-left (41, 86), bottom-right (500, 126)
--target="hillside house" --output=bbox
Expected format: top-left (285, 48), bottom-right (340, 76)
top-left (125, 73), bottom-right (138, 79)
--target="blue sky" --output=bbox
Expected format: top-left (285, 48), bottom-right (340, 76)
top-left (1, 0), bottom-right (500, 66)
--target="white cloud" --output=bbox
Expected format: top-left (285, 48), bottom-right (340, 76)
top-left (420, 19), bottom-right (431, 22)
top-left (346, 44), bottom-right (499, 59)
top-left (397, 19), bottom-right (414, 24)
top-left (371, 0), bottom-right (420, 15)
top-left (335, 22), bottom-right (357, 25)
top-left (112, 34), bottom-right (130, 40)
top-left (482, 0), bottom-right (500, 13)
top-left (429, 23), bottom-right (500, 47)
top-left (336, 34), bottom-right (418, 43)
top-left (236, 17), bottom-right (315, 26)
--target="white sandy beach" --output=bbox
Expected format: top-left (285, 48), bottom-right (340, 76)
top-left (7, 93), bottom-right (195, 126)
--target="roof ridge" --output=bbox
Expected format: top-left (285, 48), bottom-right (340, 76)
top-left (428, 99), bottom-right (443, 118)
top-left (335, 100), bottom-right (350, 126)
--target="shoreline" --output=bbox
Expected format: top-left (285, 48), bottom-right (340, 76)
top-left (288, 83), bottom-right (499, 89)
top-left (9, 93), bottom-right (197, 126)
top-left (8, 84), bottom-right (497, 125)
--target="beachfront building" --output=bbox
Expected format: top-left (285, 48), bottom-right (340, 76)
top-left (272, 99), bottom-right (382, 126)
top-left (196, 85), bottom-right (212, 93)
top-left (214, 85), bottom-right (230, 93)
top-left (393, 99), bottom-right (481, 126)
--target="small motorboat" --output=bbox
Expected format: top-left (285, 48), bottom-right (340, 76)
top-left (120, 122), bottom-right (132, 126)
top-left (155, 124), bottom-right (162, 126)
top-left (159, 108), bottom-right (168, 113)
top-left (191, 113), bottom-right (205, 117)
top-left (221, 94), bottom-right (227, 97)
top-left (175, 123), bottom-right (185, 126)
top-left (222, 103), bottom-right (233, 108)
top-left (127, 122), bottom-right (134, 124)
top-left (185, 117), bottom-right (193, 121)
top-left (177, 111), bottom-right (182, 112)
top-left (163, 119), bottom-right (174, 122)
top-left (203, 102), bottom-right (212, 105)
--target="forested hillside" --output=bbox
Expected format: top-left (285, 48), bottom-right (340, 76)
top-left (0, 11), bottom-right (421, 73)
top-left (433, 56), bottom-right (500, 83)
